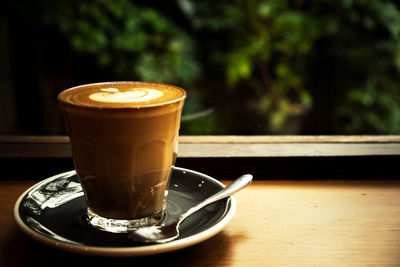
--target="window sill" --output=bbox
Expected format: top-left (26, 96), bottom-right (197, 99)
top-left (0, 135), bottom-right (399, 179)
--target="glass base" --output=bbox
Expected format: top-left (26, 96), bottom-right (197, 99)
top-left (86, 208), bottom-right (165, 233)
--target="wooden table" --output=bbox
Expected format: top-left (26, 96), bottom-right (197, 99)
top-left (1, 136), bottom-right (400, 266)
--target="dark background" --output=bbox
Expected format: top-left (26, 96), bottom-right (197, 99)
top-left (2, 0), bottom-right (400, 135)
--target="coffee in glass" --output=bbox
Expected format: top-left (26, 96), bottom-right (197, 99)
top-left (58, 81), bottom-right (186, 233)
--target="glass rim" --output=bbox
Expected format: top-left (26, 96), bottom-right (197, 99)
top-left (58, 81), bottom-right (187, 110)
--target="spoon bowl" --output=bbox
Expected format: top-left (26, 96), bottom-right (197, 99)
top-left (129, 174), bottom-right (253, 244)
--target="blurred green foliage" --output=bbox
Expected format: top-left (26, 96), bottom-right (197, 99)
top-left (9, 0), bottom-right (400, 134)
top-left (21, 0), bottom-right (201, 84)
top-left (183, 0), bottom-right (400, 133)
top-left (310, 0), bottom-right (400, 134)
top-left (181, 0), bottom-right (319, 131)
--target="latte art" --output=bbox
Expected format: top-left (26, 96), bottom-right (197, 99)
top-left (89, 88), bottom-right (164, 103)
top-left (58, 81), bottom-right (186, 109)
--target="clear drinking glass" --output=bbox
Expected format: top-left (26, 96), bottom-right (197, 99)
top-left (58, 81), bottom-right (186, 233)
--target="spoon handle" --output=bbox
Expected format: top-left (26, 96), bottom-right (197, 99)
top-left (178, 174), bottom-right (253, 223)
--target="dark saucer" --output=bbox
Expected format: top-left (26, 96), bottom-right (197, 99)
top-left (14, 167), bottom-right (236, 256)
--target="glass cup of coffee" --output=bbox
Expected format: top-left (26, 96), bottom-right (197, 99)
top-left (58, 81), bottom-right (186, 233)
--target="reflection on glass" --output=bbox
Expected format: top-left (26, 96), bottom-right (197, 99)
top-left (23, 171), bottom-right (82, 215)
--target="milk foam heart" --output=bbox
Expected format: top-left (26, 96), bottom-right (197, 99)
top-left (58, 82), bottom-right (186, 108)
top-left (89, 88), bottom-right (164, 103)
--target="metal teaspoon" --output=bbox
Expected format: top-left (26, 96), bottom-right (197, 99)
top-left (128, 174), bottom-right (253, 244)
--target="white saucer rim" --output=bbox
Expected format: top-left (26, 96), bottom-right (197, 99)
top-left (13, 167), bottom-right (236, 257)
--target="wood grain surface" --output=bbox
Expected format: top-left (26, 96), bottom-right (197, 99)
top-left (2, 179), bottom-right (400, 266)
